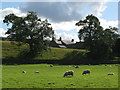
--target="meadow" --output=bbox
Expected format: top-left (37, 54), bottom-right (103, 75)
top-left (2, 64), bottom-right (118, 88)
top-left (1, 41), bottom-right (119, 89)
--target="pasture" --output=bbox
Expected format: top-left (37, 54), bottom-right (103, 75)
top-left (2, 64), bottom-right (118, 88)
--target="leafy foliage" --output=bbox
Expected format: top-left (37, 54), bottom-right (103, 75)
top-left (113, 38), bottom-right (120, 57)
top-left (3, 11), bottom-right (54, 56)
top-left (76, 14), bottom-right (119, 60)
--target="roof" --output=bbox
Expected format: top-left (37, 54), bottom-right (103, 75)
top-left (54, 40), bottom-right (62, 44)
top-left (62, 40), bottom-right (75, 45)
top-left (51, 39), bottom-right (75, 46)
top-left (58, 45), bottom-right (67, 48)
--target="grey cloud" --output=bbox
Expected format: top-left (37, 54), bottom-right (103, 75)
top-left (20, 2), bottom-right (104, 22)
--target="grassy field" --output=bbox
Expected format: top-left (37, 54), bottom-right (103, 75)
top-left (2, 64), bottom-right (118, 88)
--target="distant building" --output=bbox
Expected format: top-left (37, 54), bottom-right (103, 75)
top-left (49, 37), bottom-right (84, 49)
top-left (74, 42), bottom-right (85, 49)
top-left (49, 38), bottom-right (67, 48)
top-left (0, 37), bottom-right (8, 41)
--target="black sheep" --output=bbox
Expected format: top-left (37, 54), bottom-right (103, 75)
top-left (82, 70), bottom-right (90, 75)
top-left (63, 70), bottom-right (74, 77)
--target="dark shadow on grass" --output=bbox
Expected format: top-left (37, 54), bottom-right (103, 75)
top-left (2, 48), bottom-right (39, 65)
top-left (60, 50), bottom-right (88, 65)
top-left (17, 49), bottom-right (35, 59)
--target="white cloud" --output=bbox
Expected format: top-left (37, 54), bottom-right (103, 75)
top-left (55, 31), bottom-right (79, 42)
top-left (0, 18), bottom-right (3, 22)
top-left (0, 28), bottom-right (8, 37)
top-left (99, 18), bottom-right (118, 29)
top-left (91, 2), bottom-right (107, 17)
top-left (0, 8), bottom-right (26, 21)
top-left (0, 8), bottom-right (26, 17)
top-left (51, 21), bottom-right (79, 31)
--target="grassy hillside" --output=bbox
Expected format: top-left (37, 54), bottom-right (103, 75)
top-left (1, 41), bottom-right (28, 59)
top-left (2, 41), bottom-right (87, 60)
top-left (35, 47), bottom-right (87, 60)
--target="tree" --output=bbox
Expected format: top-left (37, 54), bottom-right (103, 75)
top-left (113, 38), bottom-right (120, 57)
top-left (3, 11), bottom-right (54, 56)
top-left (76, 14), bottom-right (102, 51)
top-left (76, 14), bottom-right (119, 61)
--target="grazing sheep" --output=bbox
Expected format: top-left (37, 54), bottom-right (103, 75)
top-left (72, 65), bottom-right (75, 67)
top-left (74, 66), bottom-right (79, 68)
top-left (35, 71), bottom-right (40, 73)
top-left (72, 65), bottom-right (79, 68)
top-left (115, 65), bottom-right (120, 67)
top-left (50, 64), bottom-right (53, 67)
top-left (82, 69), bottom-right (90, 75)
top-left (22, 70), bottom-right (26, 73)
top-left (109, 65), bottom-right (112, 67)
top-left (107, 73), bottom-right (115, 75)
top-left (63, 70), bottom-right (74, 77)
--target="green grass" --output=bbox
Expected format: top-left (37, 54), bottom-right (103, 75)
top-left (1, 41), bottom-right (28, 59)
top-left (35, 47), bottom-right (86, 60)
top-left (0, 65), bottom-right (2, 89)
top-left (2, 41), bottom-right (87, 60)
top-left (2, 64), bottom-right (118, 88)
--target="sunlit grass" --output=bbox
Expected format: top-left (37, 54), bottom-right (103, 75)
top-left (2, 64), bottom-right (118, 88)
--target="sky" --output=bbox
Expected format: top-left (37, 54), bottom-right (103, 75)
top-left (0, 0), bottom-right (119, 42)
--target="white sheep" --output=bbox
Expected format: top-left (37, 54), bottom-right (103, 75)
top-left (74, 66), bottom-right (79, 68)
top-left (22, 70), bottom-right (26, 73)
top-left (82, 69), bottom-right (90, 75)
top-left (63, 70), bottom-right (74, 77)
top-left (35, 71), bottom-right (40, 73)
top-left (109, 65), bottom-right (112, 67)
top-left (107, 73), bottom-right (115, 75)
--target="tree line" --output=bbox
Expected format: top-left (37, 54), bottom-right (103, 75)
top-left (3, 11), bottom-right (120, 63)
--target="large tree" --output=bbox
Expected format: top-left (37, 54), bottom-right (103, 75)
top-left (76, 14), bottom-right (119, 61)
top-left (113, 38), bottom-right (120, 57)
top-left (3, 11), bottom-right (54, 56)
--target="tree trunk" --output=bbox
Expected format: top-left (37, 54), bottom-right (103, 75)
top-left (29, 43), bottom-right (36, 57)
top-left (29, 43), bottom-right (34, 53)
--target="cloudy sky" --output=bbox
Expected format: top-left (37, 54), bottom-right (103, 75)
top-left (0, 0), bottom-right (119, 42)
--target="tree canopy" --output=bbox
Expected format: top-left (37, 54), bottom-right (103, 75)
top-left (3, 11), bottom-right (54, 56)
top-left (76, 14), bottom-right (119, 61)
top-left (113, 38), bottom-right (120, 57)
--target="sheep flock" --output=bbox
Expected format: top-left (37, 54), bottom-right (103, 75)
top-left (21, 64), bottom-right (116, 77)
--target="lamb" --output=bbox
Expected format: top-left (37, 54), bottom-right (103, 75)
top-left (107, 73), bottom-right (115, 75)
top-left (82, 69), bottom-right (90, 75)
top-left (63, 70), bottom-right (74, 77)
top-left (22, 70), bottom-right (26, 73)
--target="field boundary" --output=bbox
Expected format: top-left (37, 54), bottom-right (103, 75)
top-left (2, 58), bottom-right (119, 65)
